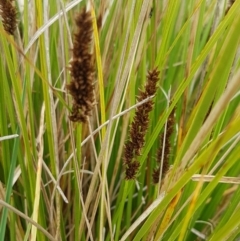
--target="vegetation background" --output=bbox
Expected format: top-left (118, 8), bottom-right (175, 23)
top-left (0, 0), bottom-right (240, 240)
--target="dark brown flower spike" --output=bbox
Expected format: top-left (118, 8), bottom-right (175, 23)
top-left (67, 8), bottom-right (95, 123)
top-left (0, 0), bottom-right (17, 35)
top-left (153, 107), bottom-right (175, 184)
top-left (123, 68), bottom-right (160, 180)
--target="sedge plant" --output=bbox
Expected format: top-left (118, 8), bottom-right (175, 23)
top-left (0, 0), bottom-right (240, 241)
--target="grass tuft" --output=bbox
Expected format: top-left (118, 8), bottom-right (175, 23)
top-left (0, 1), bottom-right (240, 240)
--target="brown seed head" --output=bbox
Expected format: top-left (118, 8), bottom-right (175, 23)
top-left (67, 8), bottom-right (95, 123)
top-left (0, 0), bottom-right (17, 35)
top-left (152, 107), bottom-right (175, 184)
top-left (123, 68), bottom-right (160, 180)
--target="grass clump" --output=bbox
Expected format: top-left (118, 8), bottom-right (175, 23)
top-left (0, 0), bottom-right (240, 241)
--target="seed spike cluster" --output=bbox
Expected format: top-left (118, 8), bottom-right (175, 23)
top-left (0, 0), bottom-right (17, 35)
top-left (123, 68), bottom-right (160, 180)
top-left (67, 8), bottom-right (95, 123)
top-left (152, 108), bottom-right (175, 184)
